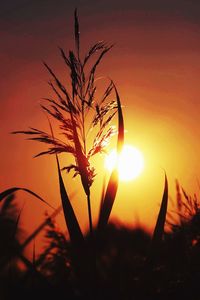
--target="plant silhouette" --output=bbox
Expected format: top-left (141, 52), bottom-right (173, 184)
top-left (1, 9), bottom-right (200, 300)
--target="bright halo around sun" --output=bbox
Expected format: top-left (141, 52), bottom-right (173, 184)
top-left (105, 145), bottom-right (144, 181)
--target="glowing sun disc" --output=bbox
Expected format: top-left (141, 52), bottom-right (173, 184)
top-left (105, 145), bottom-right (144, 181)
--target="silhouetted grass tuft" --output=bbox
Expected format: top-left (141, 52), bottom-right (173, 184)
top-left (151, 174), bottom-right (168, 251)
top-left (12, 9), bottom-right (120, 239)
top-left (98, 83), bottom-right (124, 230)
top-left (2, 8), bottom-right (199, 300)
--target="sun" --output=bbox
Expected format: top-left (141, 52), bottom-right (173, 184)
top-left (105, 145), bottom-right (144, 181)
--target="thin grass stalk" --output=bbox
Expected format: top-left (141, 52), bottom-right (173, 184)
top-left (98, 174), bottom-right (106, 221)
top-left (87, 193), bottom-right (93, 236)
top-left (68, 108), bottom-right (93, 235)
top-left (74, 15), bottom-right (93, 235)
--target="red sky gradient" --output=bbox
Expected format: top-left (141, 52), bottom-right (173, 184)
top-left (1, 0), bottom-right (200, 246)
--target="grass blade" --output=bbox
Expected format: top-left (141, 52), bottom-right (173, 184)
top-left (114, 83), bottom-right (124, 153)
top-left (0, 187), bottom-right (53, 209)
top-left (98, 169), bottom-right (118, 230)
top-left (1, 193), bottom-right (15, 212)
top-left (56, 154), bottom-right (84, 247)
top-left (151, 174), bottom-right (168, 249)
top-left (55, 154), bottom-right (91, 283)
top-left (98, 84), bottom-right (124, 230)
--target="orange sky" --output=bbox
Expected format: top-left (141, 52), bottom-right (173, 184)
top-left (1, 1), bottom-right (200, 247)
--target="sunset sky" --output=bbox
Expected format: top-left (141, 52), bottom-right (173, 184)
top-left (1, 0), bottom-right (200, 239)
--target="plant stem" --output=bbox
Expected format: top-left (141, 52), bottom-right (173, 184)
top-left (82, 108), bottom-right (86, 153)
top-left (87, 192), bottom-right (93, 236)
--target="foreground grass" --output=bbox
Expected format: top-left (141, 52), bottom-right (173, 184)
top-left (0, 184), bottom-right (200, 300)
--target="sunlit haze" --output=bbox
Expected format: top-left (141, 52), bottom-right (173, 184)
top-left (105, 145), bottom-right (144, 181)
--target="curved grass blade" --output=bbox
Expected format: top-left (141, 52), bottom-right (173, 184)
top-left (114, 83), bottom-right (124, 153)
top-left (0, 187), bottom-right (54, 209)
top-left (98, 84), bottom-right (124, 230)
top-left (151, 174), bottom-right (168, 249)
top-left (98, 169), bottom-right (118, 230)
top-left (56, 154), bottom-right (84, 247)
top-left (1, 193), bottom-right (15, 212)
